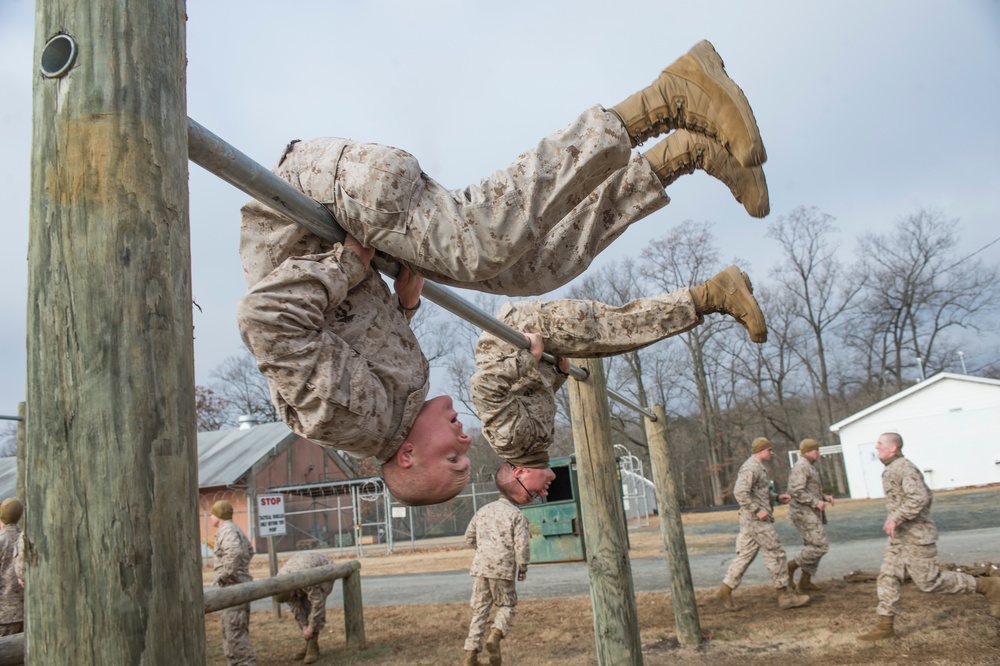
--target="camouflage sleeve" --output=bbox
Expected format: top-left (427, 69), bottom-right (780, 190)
top-left (236, 247), bottom-right (383, 442)
top-left (465, 512), bottom-right (478, 549)
top-left (14, 533), bottom-right (25, 582)
top-left (890, 464), bottom-right (932, 525)
top-left (305, 584), bottom-right (328, 632)
top-left (212, 526), bottom-right (242, 586)
top-left (471, 334), bottom-right (566, 467)
top-left (733, 464), bottom-right (756, 513)
top-left (788, 463), bottom-right (811, 506)
top-left (514, 512), bottom-right (530, 574)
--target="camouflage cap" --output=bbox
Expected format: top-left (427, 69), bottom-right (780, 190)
top-left (0, 498), bottom-right (23, 525)
top-left (751, 437), bottom-right (772, 454)
top-left (211, 500), bottom-right (234, 520)
top-left (799, 438), bottom-right (820, 454)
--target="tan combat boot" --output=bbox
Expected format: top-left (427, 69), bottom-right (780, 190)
top-left (609, 40), bottom-right (766, 166)
top-left (715, 582), bottom-right (738, 611)
top-left (798, 572), bottom-right (822, 592)
top-left (485, 627), bottom-right (504, 666)
top-left (294, 640), bottom-right (308, 660)
top-left (976, 576), bottom-right (1000, 617)
top-left (303, 635), bottom-right (320, 664)
top-left (464, 648), bottom-right (481, 666)
top-left (776, 586), bottom-right (810, 610)
top-left (688, 266), bottom-right (768, 343)
top-left (642, 129), bottom-right (768, 218)
top-left (787, 560), bottom-right (799, 590)
top-left (857, 615), bottom-right (896, 642)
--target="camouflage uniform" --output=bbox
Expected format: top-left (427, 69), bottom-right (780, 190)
top-left (237, 106), bottom-right (667, 462)
top-left (277, 552), bottom-right (335, 636)
top-left (213, 520), bottom-right (256, 666)
top-left (787, 456), bottom-right (829, 576)
top-left (463, 498), bottom-right (531, 652)
top-left (0, 523), bottom-right (23, 636)
top-left (874, 454), bottom-right (976, 617)
top-left (722, 456), bottom-right (790, 590)
top-left (472, 296), bottom-right (699, 467)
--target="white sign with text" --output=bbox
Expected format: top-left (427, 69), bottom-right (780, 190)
top-left (257, 494), bottom-right (287, 537)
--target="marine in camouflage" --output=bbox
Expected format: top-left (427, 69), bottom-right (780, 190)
top-left (213, 520), bottom-right (256, 666)
top-left (464, 498), bottom-right (530, 652)
top-left (277, 551), bottom-right (335, 635)
top-left (722, 455), bottom-right (790, 590)
top-left (787, 456), bottom-right (829, 576)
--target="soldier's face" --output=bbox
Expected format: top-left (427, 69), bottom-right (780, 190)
top-left (875, 436), bottom-right (898, 462)
top-left (516, 466), bottom-right (556, 499)
top-left (403, 395), bottom-right (472, 500)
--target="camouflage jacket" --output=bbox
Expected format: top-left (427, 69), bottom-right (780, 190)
top-left (734, 456), bottom-right (776, 524)
top-left (882, 454), bottom-right (938, 545)
top-left (237, 245), bottom-right (428, 464)
top-left (788, 457), bottom-right (824, 518)
top-left (466, 498), bottom-right (530, 581)
top-left (0, 524), bottom-right (23, 624)
top-left (213, 520), bottom-right (254, 587)
top-left (278, 551), bottom-right (334, 632)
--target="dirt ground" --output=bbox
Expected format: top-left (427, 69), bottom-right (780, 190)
top-left (204, 489), bottom-right (1000, 665)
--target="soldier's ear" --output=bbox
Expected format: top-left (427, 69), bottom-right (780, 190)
top-left (395, 442), bottom-right (416, 468)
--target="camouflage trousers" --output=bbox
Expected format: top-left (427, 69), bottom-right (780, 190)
top-left (876, 542), bottom-right (977, 617)
top-left (464, 576), bottom-right (518, 652)
top-left (789, 509), bottom-right (829, 575)
top-left (220, 602), bottom-right (256, 666)
top-left (250, 106), bottom-right (668, 297)
top-left (723, 519), bottom-right (790, 590)
top-left (0, 622), bottom-right (22, 636)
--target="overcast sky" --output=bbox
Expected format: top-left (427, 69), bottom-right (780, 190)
top-left (2, 0), bottom-right (999, 418)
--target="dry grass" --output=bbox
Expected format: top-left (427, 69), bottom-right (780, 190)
top-left (204, 489), bottom-right (1000, 664)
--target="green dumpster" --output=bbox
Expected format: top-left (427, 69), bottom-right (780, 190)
top-left (521, 455), bottom-right (627, 563)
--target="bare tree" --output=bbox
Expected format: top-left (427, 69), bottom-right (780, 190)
top-left (0, 422), bottom-right (16, 458)
top-left (209, 347), bottom-right (280, 425)
top-left (850, 208), bottom-right (1000, 393)
top-left (195, 385), bottom-right (229, 433)
top-left (766, 206), bottom-right (864, 433)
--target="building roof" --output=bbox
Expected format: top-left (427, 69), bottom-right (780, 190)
top-left (198, 421), bottom-right (299, 487)
top-left (830, 372), bottom-right (1000, 433)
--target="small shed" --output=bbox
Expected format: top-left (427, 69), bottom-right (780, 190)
top-left (830, 372), bottom-right (1000, 498)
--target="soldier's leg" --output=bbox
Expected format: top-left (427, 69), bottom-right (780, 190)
top-left (792, 513), bottom-right (829, 576)
top-left (490, 578), bottom-right (519, 637)
top-left (221, 603), bottom-right (256, 666)
top-left (875, 544), bottom-right (906, 617)
top-left (906, 544), bottom-right (977, 595)
top-left (722, 528), bottom-right (760, 590)
top-left (754, 522), bottom-right (791, 589)
top-left (464, 577), bottom-right (495, 652)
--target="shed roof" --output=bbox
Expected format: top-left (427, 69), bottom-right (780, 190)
top-left (198, 421), bottom-right (299, 487)
top-left (830, 372), bottom-right (1000, 433)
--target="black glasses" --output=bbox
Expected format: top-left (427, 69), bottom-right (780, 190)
top-left (508, 461), bottom-right (538, 500)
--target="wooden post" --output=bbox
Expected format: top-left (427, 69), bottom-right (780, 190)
top-left (342, 565), bottom-right (367, 648)
top-left (268, 536), bottom-right (281, 618)
top-left (26, 2), bottom-right (204, 664)
top-left (644, 405), bottom-right (702, 645)
top-left (567, 359), bottom-right (643, 666)
top-left (15, 403), bottom-right (25, 501)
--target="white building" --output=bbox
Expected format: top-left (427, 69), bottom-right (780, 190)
top-left (830, 372), bottom-right (1000, 499)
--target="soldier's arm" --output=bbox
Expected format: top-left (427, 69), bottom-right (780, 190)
top-left (890, 465), bottom-right (932, 524)
top-left (513, 512), bottom-right (531, 576)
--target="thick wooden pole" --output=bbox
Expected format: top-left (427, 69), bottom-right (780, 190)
top-left (568, 359), bottom-right (643, 666)
top-left (26, 1), bottom-right (204, 664)
top-left (644, 405), bottom-right (702, 645)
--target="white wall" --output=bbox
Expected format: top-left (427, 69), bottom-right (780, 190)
top-left (837, 377), bottom-right (1000, 499)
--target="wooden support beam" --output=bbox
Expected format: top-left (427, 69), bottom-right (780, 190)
top-left (568, 358), bottom-right (643, 666)
top-left (644, 405), bottom-right (702, 645)
top-left (26, 1), bottom-right (203, 663)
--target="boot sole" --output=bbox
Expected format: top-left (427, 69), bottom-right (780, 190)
top-left (737, 269), bottom-right (768, 343)
top-left (675, 41), bottom-right (767, 167)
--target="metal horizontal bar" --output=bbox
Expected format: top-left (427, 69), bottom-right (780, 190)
top-left (186, 118), bottom-right (654, 422)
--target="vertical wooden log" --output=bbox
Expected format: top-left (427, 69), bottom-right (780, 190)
top-left (342, 565), bottom-right (367, 648)
top-left (15, 403), bottom-right (25, 501)
top-left (568, 359), bottom-right (643, 666)
top-left (268, 536), bottom-right (281, 618)
top-left (644, 405), bottom-right (702, 645)
top-left (26, 1), bottom-right (204, 663)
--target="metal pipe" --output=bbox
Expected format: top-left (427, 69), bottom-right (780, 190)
top-left (186, 118), bottom-right (654, 422)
